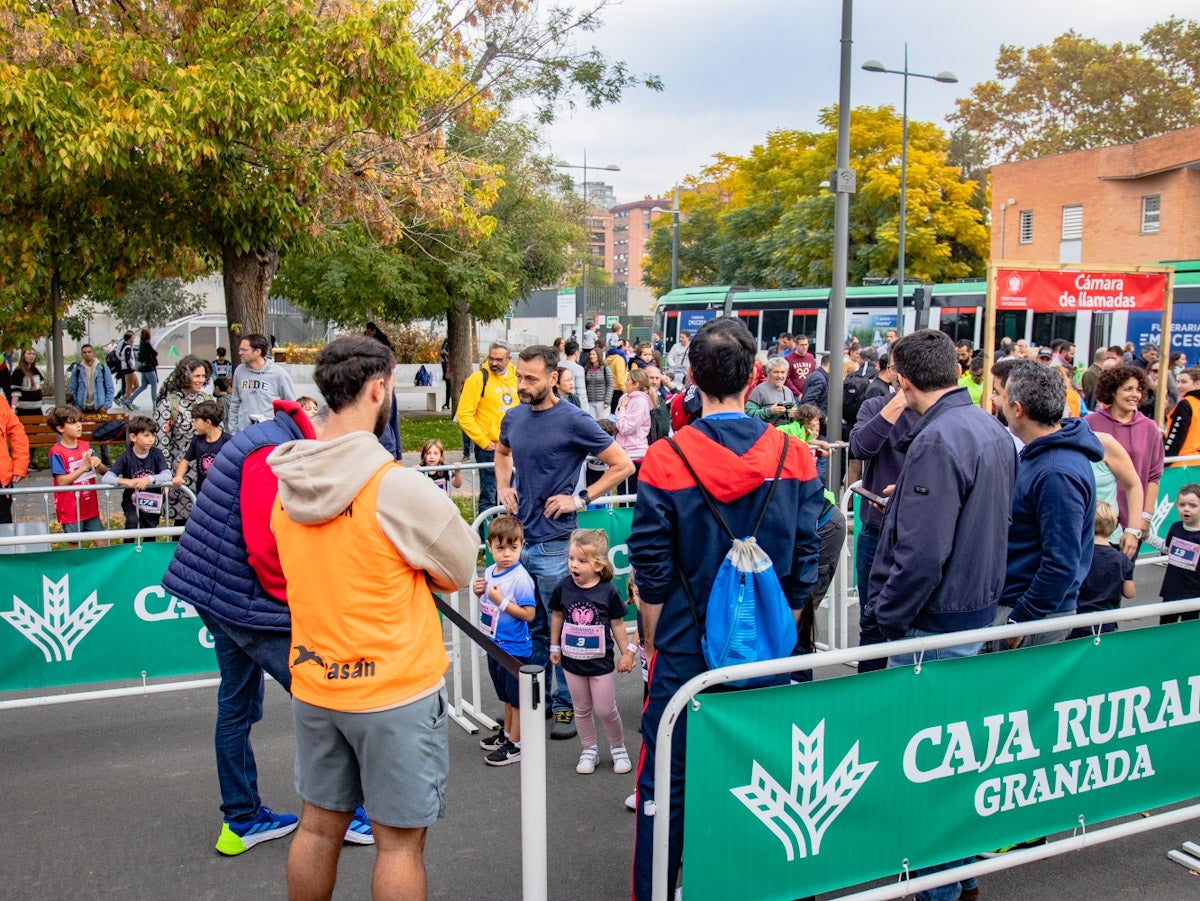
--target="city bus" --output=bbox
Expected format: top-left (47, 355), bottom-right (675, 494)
top-left (653, 260), bottom-right (1200, 363)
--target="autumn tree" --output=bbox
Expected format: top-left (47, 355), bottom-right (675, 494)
top-left (645, 106), bottom-right (988, 292)
top-left (275, 119), bottom-right (581, 402)
top-left (0, 0), bottom-right (658, 357)
top-left (951, 17), bottom-right (1200, 163)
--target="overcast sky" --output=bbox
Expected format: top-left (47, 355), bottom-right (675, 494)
top-left (538, 0), bottom-right (1186, 202)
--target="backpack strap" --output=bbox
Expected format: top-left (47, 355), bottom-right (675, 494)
top-left (664, 432), bottom-right (791, 647)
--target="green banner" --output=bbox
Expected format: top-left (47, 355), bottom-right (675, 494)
top-left (684, 621), bottom-right (1200, 900)
top-left (1146, 463), bottom-right (1200, 555)
top-left (0, 543), bottom-right (216, 693)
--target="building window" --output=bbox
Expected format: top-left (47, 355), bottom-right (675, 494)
top-left (1142, 195), bottom-right (1160, 234)
top-left (1019, 210), bottom-right (1033, 244)
top-left (1061, 205), bottom-right (1082, 240)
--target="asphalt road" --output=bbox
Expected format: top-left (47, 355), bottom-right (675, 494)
top-left (2, 560), bottom-right (1199, 900)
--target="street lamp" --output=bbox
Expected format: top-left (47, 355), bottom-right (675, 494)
top-left (862, 46), bottom-right (957, 338)
top-left (651, 185), bottom-right (682, 292)
top-left (555, 152), bottom-right (620, 336)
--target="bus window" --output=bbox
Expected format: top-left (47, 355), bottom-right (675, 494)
top-left (938, 310), bottom-right (977, 344)
top-left (1032, 313), bottom-right (1077, 349)
top-left (791, 312), bottom-right (819, 343)
top-left (996, 311), bottom-right (1027, 348)
top-left (762, 310), bottom-right (790, 350)
top-left (738, 312), bottom-right (761, 347)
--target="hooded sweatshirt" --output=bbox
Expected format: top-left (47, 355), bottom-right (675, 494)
top-left (269, 431), bottom-right (478, 711)
top-left (229, 359), bottom-right (297, 433)
top-left (1001, 417), bottom-right (1105, 623)
top-left (1084, 406), bottom-right (1164, 525)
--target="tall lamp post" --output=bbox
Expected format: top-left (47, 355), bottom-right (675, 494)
top-left (862, 47), bottom-right (957, 337)
top-left (999, 197), bottom-right (1016, 260)
top-left (651, 186), bottom-right (682, 292)
top-left (555, 152), bottom-right (620, 336)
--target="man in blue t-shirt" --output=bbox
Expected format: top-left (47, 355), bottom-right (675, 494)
top-left (495, 345), bottom-right (634, 740)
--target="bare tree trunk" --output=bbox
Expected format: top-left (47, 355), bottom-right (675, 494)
top-left (221, 244), bottom-right (278, 351)
top-left (445, 295), bottom-right (475, 414)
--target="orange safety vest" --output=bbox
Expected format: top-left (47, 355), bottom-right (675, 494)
top-left (1167, 395), bottom-right (1200, 467)
top-left (272, 462), bottom-right (449, 711)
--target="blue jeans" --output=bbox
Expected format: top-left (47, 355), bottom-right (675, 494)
top-left (473, 444), bottom-right (496, 511)
top-left (198, 608), bottom-right (292, 822)
top-left (126, 369), bottom-right (158, 405)
top-left (888, 627), bottom-right (983, 668)
top-left (522, 538), bottom-right (573, 712)
top-left (855, 525), bottom-right (888, 673)
top-left (913, 857), bottom-right (977, 901)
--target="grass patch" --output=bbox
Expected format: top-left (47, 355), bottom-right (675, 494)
top-left (399, 416), bottom-right (464, 453)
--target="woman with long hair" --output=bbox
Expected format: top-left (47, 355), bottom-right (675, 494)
top-left (13, 348), bottom-right (44, 415)
top-left (155, 354), bottom-right (213, 524)
top-left (614, 368), bottom-right (655, 496)
top-left (125, 328), bottom-right (160, 407)
top-left (583, 347), bottom-right (613, 420)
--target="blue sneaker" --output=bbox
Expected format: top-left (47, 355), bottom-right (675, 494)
top-left (215, 805), bottom-right (298, 856)
top-left (344, 806), bottom-right (374, 845)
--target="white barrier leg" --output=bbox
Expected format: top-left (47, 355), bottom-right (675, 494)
top-left (518, 665), bottom-right (548, 901)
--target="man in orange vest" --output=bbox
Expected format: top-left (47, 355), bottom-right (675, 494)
top-left (270, 336), bottom-right (478, 899)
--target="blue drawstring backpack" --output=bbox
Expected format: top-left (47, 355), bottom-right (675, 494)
top-left (666, 435), bottom-right (795, 688)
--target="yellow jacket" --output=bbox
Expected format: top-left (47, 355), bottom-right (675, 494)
top-left (606, 352), bottom-right (628, 393)
top-left (456, 364), bottom-right (518, 449)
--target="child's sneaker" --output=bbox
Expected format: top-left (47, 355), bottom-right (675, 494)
top-left (625, 792), bottom-right (637, 811)
top-left (215, 805), bottom-right (298, 856)
top-left (612, 746), bottom-right (632, 774)
top-left (479, 726), bottom-right (507, 752)
top-left (576, 747), bottom-right (599, 774)
top-left (485, 740), bottom-right (521, 766)
top-left (343, 807), bottom-right (374, 845)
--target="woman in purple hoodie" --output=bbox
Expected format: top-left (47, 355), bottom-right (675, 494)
top-left (1085, 364), bottom-right (1164, 537)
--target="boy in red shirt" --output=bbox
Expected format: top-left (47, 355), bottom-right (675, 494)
top-left (48, 404), bottom-right (108, 545)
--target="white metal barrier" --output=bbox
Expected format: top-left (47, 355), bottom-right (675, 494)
top-left (650, 598), bottom-right (1200, 901)
top-left (0, 481), bottom-right (197, 547)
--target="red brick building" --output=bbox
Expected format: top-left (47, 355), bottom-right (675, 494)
top-left (991, 126), bottom-right (1200, 266)
top-left (610, 196), bottom-right (670, 287)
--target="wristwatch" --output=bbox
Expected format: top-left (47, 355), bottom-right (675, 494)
top-left (577, 489), bottom-right (591, 510)
top-left (1126, 527), bottom-right (1145, 540)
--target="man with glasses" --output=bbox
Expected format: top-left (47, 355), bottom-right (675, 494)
top-left (456, 342), bottom-right (519, 511)
top-left (784, 334), bottom-right (816, 396)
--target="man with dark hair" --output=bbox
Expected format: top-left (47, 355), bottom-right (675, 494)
top-left (862, 353), bottom-right (894, 402)
top-left (867, 329), bottom-right (1016, 901)
top-left (229, 333), bottom-right (297, 433)
top-left (954, 338), bottom-right (973, 371)
top-left (560, 338), bottom-right (589, 410)
top-left (627, 316), bottom-right (823, 901)
top-left (994, 362), bottom-right (1103, 648)
top-left (783, 333), bottom-right (815, 396)
top-left (1136, 342), bottom-right (1159, 370)
top-left (1081, 347), bottom-right (1107, 403)
top-left (494, 345), bottom-right (633, 739)
top-left (69, 343), bottom-right (115, 414)
top-left (800, 352), bottom-right (831, 426)
top-left (270, 336), bottom-right (478, 898)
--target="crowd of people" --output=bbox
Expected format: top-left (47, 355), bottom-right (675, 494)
top-left (9, 317), bottom-right (1200, 900)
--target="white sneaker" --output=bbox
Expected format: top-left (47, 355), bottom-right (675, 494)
top-left (625, 792), bottom-right (637, 811)
top-left (576, 747), bottom-right (598, 774)
top-left (612, 746), bottom-right (632, 774)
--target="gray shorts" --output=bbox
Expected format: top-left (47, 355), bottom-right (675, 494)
top-left (292, 689), bottom-right (449, 828)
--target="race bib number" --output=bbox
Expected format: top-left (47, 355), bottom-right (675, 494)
top-left (69, 458), bottom-right (96, 485)
top-left (479, 600), bottom-right (499, 638)
top-left (637, 644), bottom-right (649, 683)
top-left (133, 491), bottom-right (163, 515)
top-left (562, 622), bottom-right (605, 659)
top-left (1168, 537), bottom-right (1200, 572)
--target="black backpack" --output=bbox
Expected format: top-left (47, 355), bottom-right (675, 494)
top-left (105, 346), bottom-right (121, 374)
top-left (842, 370), bottom-right (871, 427)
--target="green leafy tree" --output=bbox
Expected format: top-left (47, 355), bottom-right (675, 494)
top-left (1, 0), bottom-right (658, 358)
top-left (646, 106), bottom-right (988, 292)
top-left (91, 277), bottom-right (205, 329)
top-left (276, 119), bottom-right (581, 403)
top-left (951, 18), bottom-right (1200, 163)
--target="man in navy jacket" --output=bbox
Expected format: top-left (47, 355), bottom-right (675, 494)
top-left (868, 330), bottom-right (1017, 650)
top-left (994, 362), bottom-right (1103, 646)
top-left (627, 317), bottom-right (823, 901)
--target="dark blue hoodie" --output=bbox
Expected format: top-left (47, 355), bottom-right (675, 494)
top-left (1001, 417), bottom-right (1105, 622)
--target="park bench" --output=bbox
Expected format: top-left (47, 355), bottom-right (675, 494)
top-left (394, 385), bottom-right (439, 411)
top-left (18, 411), bottom-right (130, 450)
